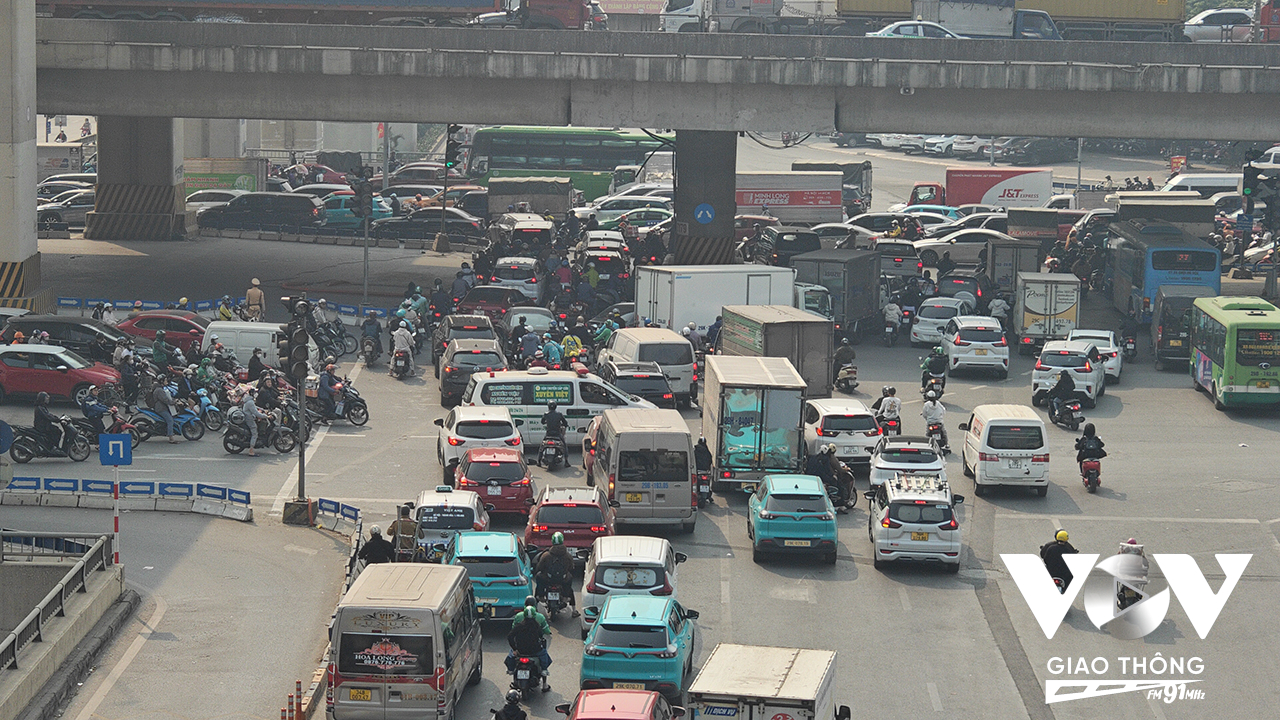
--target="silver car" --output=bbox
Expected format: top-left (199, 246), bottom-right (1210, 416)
top-left (1067, 328), bottom-right (1123, 383)
top-left (1183, 8), bottom-right (1252, 42)
top-left (37, 189), bottom-right (95, 227)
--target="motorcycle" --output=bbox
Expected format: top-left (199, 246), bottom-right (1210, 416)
top-left (537, 435), bottom-right (566, 470)
top-left (900, 305), bottom-right (916, 336)
top-left (1121, 335), bottom-right (1137, 360)
top-left (1081, 458), bottom-right (1102, 493)
top-left (537, 576), bottom-right (572, 619)
top-left (361, 336), bottom-right (381, 367)
top-left (132, 405), bottom-right (207, 441)
top-left (509, 654), bottom-right (545, 700)
top-left (10, 419), bottom-right (91, 463)
top-left (306, 379), bottom-right (370, 426)
top-left (876, 414), bottom-right (902, 436)
top-left (696, 470), bottom-right (713, 508)
top-left (281, 396), bottom-right (313, 444)
top-left (883, 321), bottom-right (898, 347)
top-left (391, 349), bottom-right (413, 379)
top-left (222, 407), bottom-right (297, 455)
top-left (1114, 541), bottom-right (1149, 610)
top-left (927, 421), bottom-right (950, 454)
top-left (921, 373), bottom-right (946, 399)
top-left (1048, 398), bottom-right (1084, 431)
top-left (325, 320), bottom-right (359, 356)
top-left (835, 363), bottom-right (859, 393)
top-left (72, 407), bottom-right (142, 449)
top-left (194, 388), bottom-right (225, 432)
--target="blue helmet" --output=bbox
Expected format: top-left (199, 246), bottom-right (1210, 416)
top-left (395, 309), bottom-right (407, 318)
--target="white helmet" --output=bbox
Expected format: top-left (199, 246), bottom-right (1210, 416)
top-left (687, 322), bottom-right (697, 331)
top-left (925, 390), bottom-right (938, 401)
top-left (681, 327), bottom-right (691, 336)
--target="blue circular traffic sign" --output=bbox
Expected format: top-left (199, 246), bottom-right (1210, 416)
top-left (694, 203), bottom-right (715, 224)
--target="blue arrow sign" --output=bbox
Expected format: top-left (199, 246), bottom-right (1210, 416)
top-left (99, 433), bottom-right (132, 466)
top-left (1237, 213), bottom-right (1253, 227)
top-left (694, 203), bottom-right (715, 224)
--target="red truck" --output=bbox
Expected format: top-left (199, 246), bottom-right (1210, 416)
top-left (907, 168), bottom-right (1055, 209)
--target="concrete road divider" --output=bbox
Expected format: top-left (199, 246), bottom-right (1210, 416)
top-left (0, 477), bottom-right (253, 522)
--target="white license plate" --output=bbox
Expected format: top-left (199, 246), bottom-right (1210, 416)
top-left (1007, 459), bottom-right (1023, 469)
top-left (547, 592), bottom-right (560, 601)
top-left (516, 669), bottom-right (531, 680)
top-left (700, 485), bottom-right (710, 492)
top-left (843, 446), bottom-right (859, 454)
top-left (478, 598), bottom-right (499, 604)
top-left (488, 485), bottom-right (503, 496)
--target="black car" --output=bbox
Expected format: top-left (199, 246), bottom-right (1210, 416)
top-left (2, 315), bottom-right (131, 363)
top-left (830, 132), bottom-right (865, 147)
top-left (763, 226), bottom-right (822, 267)
top-left (439, 339), bottom-right (508, 407)
top-left (196, 192), bottom-right (326, 229)
top-left (936, 273), bottom-right (995, 311)
top-left (843, 186), bottom-right (869, 217)
top-left (429, 315), bottom-right (498, 372)
top-left (372, 207), bottom-right (486, 242)
top-left (597, 361), bottom-right (677, 409)
top-left (1007, 138), bottom-right (1077, 166)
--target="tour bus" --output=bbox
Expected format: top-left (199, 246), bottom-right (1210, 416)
top-left (1107, 220), bottom-right (1220, 322)
top-left (1189, 296), bottom-right (1280, 410)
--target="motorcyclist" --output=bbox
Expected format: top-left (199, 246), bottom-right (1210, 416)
top-left (871, 386), bottom-right (902, 432)
top-left (685, 322), bottom-right (703, 352)
top-left (34, 392), bottom-right (67, 452)
top-left (361, 311), bottom-right (383, 356)
top-left (318, 364), bottom-right (341, 419)
top-left (541, 334), bottom-right (563, 367)
top-left (987, 294), bottom-right (1011, 331)
top-left (450, 271), bottom-right (469, 299)
top-left (509, 317), bottom-right (530, 348)
top-left (921, 346), bottom-right (948, 392)
top-left (1047, 370), bottom-right (1076, 420)
top-left (520, 328), bottom-right (542, 362)
top-left (528, 350), bottom-right (549, 369)
top-left (357, 525), bottom-right (395, 565)
top-left (592, 321), bottom-right (615, 347)
top-left (218, 295), bottom-right (235, 321)
top-left (534, 532), bottom-right (579, 617)
top-left (255, 372), bottom-right (281, 411)
top-left (805, 443), bottom-right (850, 512)
top-left (706, 315), bottom-right (723, 348)
top-left (391, 321), bottom-right (415, 376)
top-left (429, 282), bottom-right (451, 316)
top-left (239, 387), bottom-right (268, 457)
top-left (493, 690), bottom-right (528, 720)
top-left (542, 402), bottom-right (567, 443)
top-left (833, 338), bottom-right (856, 382)
top-left (1119, 310), bottom-right (1141, 347)
top-left (694, 437), bottom-right (713, 474)
top-left (152, 330), bottom-right (171, 369)
top-left (1074, 423), bottom-right (1107, 472)
top-left (505, 603), bottom-right (552, 691)
top-left (247, 348), bottom-right (266, 382)
top-left (883, 297), bottom-right (904, 335)
top-left (1039, 529), bottom-right (1079, 591)
top-left (935, 251), bottom-right (957, 279)
top-left (921, 390), bottom-right (947, 451)
top-left (79, 385), bottom-right (111, 438)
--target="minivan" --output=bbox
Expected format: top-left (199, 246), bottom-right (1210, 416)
top-left (1150, 285), bottom-right (1216, 371)
top-left (596, 328), bottom-right (697, 408)
top-left (957, 404), bottom-right (1049, 497)
top-left (197, 192), bottom-right (326, 229)
top-left (328, 564), bottom-right (482, 720)
top-left (202, 321), bottom-right (289, 369)
top-left (587, 408), bottom-right (696, 533)
top-left (580, 535), bottom-right (687, 638)
top-left (1160, 173), bottom-right (1243, 199)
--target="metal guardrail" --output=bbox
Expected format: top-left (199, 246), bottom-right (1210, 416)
top-left (0, 532), bottom-right (113, 672)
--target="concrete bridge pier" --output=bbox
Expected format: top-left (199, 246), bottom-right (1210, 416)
top-left (85, 116), bottom-right (188, 242)
top-left (0, 0), bottom-right (42, 307)
top-left (672, 130), bottom-right (737, 265)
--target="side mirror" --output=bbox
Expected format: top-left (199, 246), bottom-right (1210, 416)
top-left (674, 552), bottom-right (687, 564)
top-left (56, 365), bottom-right (69, 373)
top-left (836, 706), bottom-right (852, 720)
top-left (684, 609), bottom-right (699, 620)
top-left (672, 708), bottom-right (687, 719)
top-left (554, 703), bottom-right (571, 716)
top-left (584, 438), bottom-right (595, 450)
top-left (608, 499), bottom-right (620, 508)
top-left (524, 497), bottom-right (536, 506)
top-left (484, 504), bottom-right (495, 512)
top-left (953, 494), bottom-right (965, 505)
top-left (514, 419), bottom-right (524, 426)
top-left (956, 423), bottom-right (968, 431)
top-left (863, 491), bottom-right (875, 500)
top-left (433, 418), bottom-right (443, 426)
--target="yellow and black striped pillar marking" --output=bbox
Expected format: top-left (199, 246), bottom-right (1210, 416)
top-left (673, 235), bottom-right (735, 265)
top-left (0, 262), bottom-right (26, 299)
top-left (85, 183), bottom-right (186, 242)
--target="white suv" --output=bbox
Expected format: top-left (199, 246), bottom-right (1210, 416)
top-left (941, 316), bottom-right (1009, 378)
top-left (489, 257), bottom-right (542, 301)
top-left (868, 436), bottom-right (946, 487)
top-left (802, 398), bottom-right (881, 468)
top-left (1032, 340), bottom-right (1107, 408)
top-left (1066, 328), bottom-right (1123, 383)
top-left (865, 473), bottom-right (964, 573)
top-left (435, 405), bottom-right (523, 474)
top-left (910, 297), bottom-right (972, 347)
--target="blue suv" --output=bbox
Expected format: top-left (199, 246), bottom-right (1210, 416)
top-left (747, 474), bottom-right (839, 565)
top-left (580, 596), bottom-right (699, 702)
top-left (446, 531), bottom-right (534, 619)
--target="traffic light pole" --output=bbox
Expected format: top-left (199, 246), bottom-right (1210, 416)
top-left (296, 380), bottom-right (307, 501)
top-left (363, 215), bottom-right (370, 305)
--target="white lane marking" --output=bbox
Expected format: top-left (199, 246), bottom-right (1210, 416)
top-left (407, 435), bottom-right (435, 439)
top-left (927, 682), bottom-right (943, 711)
top-left (720, 557), bottom-right (732, 639)
top-left (270, 362), bottom-right (364, 516)
top-left (970, 385), bottom-right (988, 391)
top-left (325, 434), bottom-right (367, 439)
top-left (996, 514), bottom-right (1259, 524)
top-left (284, 544), bottom-right (320, 556)
top-left (1266, 518), bottom-right (1280, 524)
top-left (898, 586), bottom-right (912, 612)
top-left (73, 594), bottom-right (169, 720)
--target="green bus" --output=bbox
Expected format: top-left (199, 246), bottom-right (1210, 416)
top-left (1189, 296), bottom-right (1280, 410)
top-left (464, 126), bottom-right (671, 201)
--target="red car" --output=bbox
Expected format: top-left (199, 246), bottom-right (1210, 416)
top-left (581, 415), bottom-right (602, 477)
top-left (523, 485), bottom-right (615, 562)
top-left (454, 447), bottom-right (534, 515)
top-left (556, 690), bottom-right (685, 720)
top-left (0, 344), bottom-right (121, 405)
top-left (455, 286), bottom-right (534, 323)
top-left (117, 310), bottom-right (211, 353)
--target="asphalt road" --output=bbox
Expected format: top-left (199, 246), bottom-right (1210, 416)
top-left (6, 140), bottom-right (1276, 720)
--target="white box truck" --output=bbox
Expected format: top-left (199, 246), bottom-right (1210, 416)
top-left (635, 265), bottom-right (797, 334)
top-left (702, 355), bottom-right (806, 491)
top-left (736, 171), bottom-right (844, 225)
top-left (687, 643), bottom-right (850, 720)
top-left (718, 305), bottom-right (835, 398)
top-left (1013, 271), bottom-right (1081, 355)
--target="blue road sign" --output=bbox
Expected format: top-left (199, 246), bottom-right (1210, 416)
top-left (0, 420), bottom-right (12, 454)
top-left (694, 203), bottom-right (715, 224)
top-left (99, 434), bottom-right (132, 466)
top-left (1237, 213), bottom-right (1253, 228)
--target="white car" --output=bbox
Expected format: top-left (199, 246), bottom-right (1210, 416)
top-left (185, 189), bottom-right (247, 213)
top-left (941, 316), bottom-right (1009, 378)
top-left (923, 135), bottom-right (957, 156)
top-left (435, 405), bottom-right (523, 473)
top-left (866, 472), bottom-right (963, 573)
top-left (802, 398), bottom-right (881, 467)
top-left (580, 536), bottom-right (685, 638)
top-left (911, 297), bottom-right (973, 346)
top-left (867, 20), bottom-right (964, 38)
top-left (910, 212), bottom-right (955, 228)
top-left (1182, 7), bottom-right (1252, 42)
top-left (868, 133), bottom-right (905, 149)
top-left (915, 228), bottom-right (1013, 266)
top-left (898, 134), bottom-right (929, 154)
top-left (1031, 340), bottom-right (1107, 409)
top-left (490, 256), bottom-right (543, 301)
top-left (868, 435), bottom-right (947, 487)
top-left (951, 136), bottom-right (993, 158)
top-left (1067, 328), bottom-right (1123, 383)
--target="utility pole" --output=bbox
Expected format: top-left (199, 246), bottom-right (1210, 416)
top-left (381, 122), bottom-right (391, 193)
top-left (436, 124), bottom-right (463, 253)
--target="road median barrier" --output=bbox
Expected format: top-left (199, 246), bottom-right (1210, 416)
top-left (0, 477), bottom-right (252, 522)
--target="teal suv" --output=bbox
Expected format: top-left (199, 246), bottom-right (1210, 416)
top-left (747, 474), bottom-right (839, 565)
top-left (580, 595), bottom-right (699, 702)
top-left (446, 531), bottom-right (534, 619)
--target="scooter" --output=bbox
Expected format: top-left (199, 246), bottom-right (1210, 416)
top-left (194, 388), bottom-right (225, 432)
top-left (537, 435), bottom-right (566, 470)
top-left (926, 422), bottom-right (950, 454)
top-left (132, 405), bottom-right (207, 441)
top-left (1081, 458), bottom-right (1102, 493)
top-left (836, 364), bottom-right (859, 393)
top-left (391, 349), bottom-right (413, 379)
top-left (883, 321), bottom-right (898, 347)
top-left (509, 654), bottom-right (547, 700)
top-left (9, 419), bottom-right (91, 463)
top-left (537, 576), bottom-right (572, 619)
top-left (921, 373), bottom-right (946, 399)
top-left (222, 408), bottom-right (297, 455)
top-left (876, 414), bottom-right (902, 436)
top-left (72, 407), bottom-right (142, 449)
top-left (1121, 335), bottom-right (1137, 360)
top-left (1114, 541), bottom-right (1148, 610)
top-left (361, 336), bottom-right (381, 367)
top-left (1048, 398), bottom-right (1084, 431)
top-left (696, 471), bottom-right (713, 508)
top-left (306, 379), bottom-right (371, 426)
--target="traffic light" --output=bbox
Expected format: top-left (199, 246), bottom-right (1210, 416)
top-left (352, 180), bottom-right (374, 218)
top-left (1244, 163), bottom-right (1261, 214)
top-left (278, 296), bottom-right (312, 380)
top-left (444, 124), bottom-right (464, 169)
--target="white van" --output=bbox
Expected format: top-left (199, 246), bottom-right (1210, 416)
top-left (1160, 173), bottom-right (1242, 198)
top-left (596, 328), bottom-right (697, 408)
top-left (328, 564), bottom-right (482, 720)
top-left (460, 366), bottom-right (656, 445)
top-left (957, 404), bottom-right (1049, 497)
top-left (201, 320), bottom-right (280, 367)
top-left (580, 535), bottom-right (687, 638)
top-left (587, 408), bottom-right (696, 533)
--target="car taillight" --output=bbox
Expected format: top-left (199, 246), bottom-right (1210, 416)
top-left (448, 437), bottom-right (465, 446)
top-left (590, 525), bottom-right (607, 533)
top-left (472, 521), bottom-right (485, 530)
top-left (1032, 454), bottom-right (1050, 463)
top-left (721, 470), bottom-right (733, 479)
top-left (939, 517), bottom-right (958, 530)
top-left (458, 477), bottom-right (477, 487)
top-left (526, 278), bottom-right (537, 284)
top-left (491, 276), bottom-right (499, 282)
top-left (1084, 361), bottom-right (1092, 372)
top-left (995, 337), bottom-right (1007, 347)
top-left (444, 366), bottom-right (455, 373)
top-left (663, 393), bottom-right (673, 400)
top-left (881, 516), bottom-right (901, 529)
top-left (312, 208), bottom-right (319, 216)
top-left (979, 452), bottom-right (999, 462)
top-left (759, 510), bottom-right (776, 519)
top-left (865, 426), bottom-right (882, 437)
top-left (532, 524), bottom-right (547, 533)
top-left (817, 427), bottom-right (834, 437)
top-left (1034, 359), bottom-right (1043, 370)
top-left (505, 437), bottom-right (521, 446)
top-left (953, 339), bottom-right (970, 346)
top-left (512, 478), bottom-right (531, 486)
top-left (1108, 351), bottom-right (1118, 358)
top-left (585, 578), bottom-right (601, 593)
top-left (1021, 337), bottom-right (1033, 344)
top-left (692, 374), bottom-right (698, 382)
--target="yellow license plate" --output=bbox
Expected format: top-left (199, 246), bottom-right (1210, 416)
top-left (911, 532), bottom-right (929, 541)
top-left (1167, 340), bottom-right (1183, 346)
top-left (614, 682), bottom-right (645, 690)
top-left (975, 349), bottom-right (988, 355)
top-left (625, 493), bottom-right (643, 502)
top-left (784, 539), bottom-right (811, 547)
top-left (1260, 380), bottom-right (1272, 388)
top-left (348, 689), bottom-right (371, 701)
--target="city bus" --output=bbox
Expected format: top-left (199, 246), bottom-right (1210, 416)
top-left (464, 126), bottom-right (672, 201)
top-left (1189, 296), bottom-right (1280, 410)
top-left (1107, 219), bottom-right (1220, 322)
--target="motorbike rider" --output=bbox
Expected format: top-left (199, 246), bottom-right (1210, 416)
top-left (520, 328), bottom-right (542, 363)
top-left (528, 350), bottom-right (549, 369)
top-left (871, 386), bottom-right (902, 431)
top-left (921, 390), bottom-right (948, 451)
top-left (218, 295), bottom-right (235, 321)
top-left (592, 320), bottom-right (615, 347)
top-left (429, 281), bottom-right (451, 316)
top-left (35, 392), bottom-right (68, 453)
top-left (685, 322), bottom-right (703, 352)
top-left (239, 387), bottom-right (268, 457)
top-left (1074, 423), bottom-right (1107, 472)
top-left (542, 334), bottom-right (563, 367)
top-left (695, 437), bottom-right (713, 475)
top-left (361, 311), bottom-right (383, 356)
top-left (988, 294), bottom-right (1011, 332)
top-left (357, 525), bottom-right (395, 565)
top-left (1119, 309), bottom-right (1141, 348)
top-left (833, 338), bottom-right (856, 382)
top-left (921, 346), bottom-right (948, 392)
top-left (883, 297), bottom-right (903, 336)
top-left (151, 379), bottom-right (180, 444)
top-left (935, 251), bottom-right (957, 279)
top-left (152, 330), bottom-right (171, 369)
top-left (390, 320), bottom-right (415, 376)
top-left (318, 364), bottom-right (341, 419)
top-left (534, 532), bottom-right (579, 617)
top-left (1039, 529), bottom-right (1079, 591)
top-left (493, 690), bottom-right (528, 720)
top-left (247, 348), bottom-right (266, 382)
top-left (706, 315), bottom-right (723, 348)
top-left (255, 372), bottom-right (281, 411)
top-left (78, 385), bottom-right (111, 438)
top-left (806, 443), bottom-right (851, 512)
top-left (542, 402), bottom-right (568, 446)
top-left (505, 602), bottom-right (552, 691)
top-left (450, 271), bottom-right (469, 299)
top-left (1047, 370), bottom-right (1076, 420)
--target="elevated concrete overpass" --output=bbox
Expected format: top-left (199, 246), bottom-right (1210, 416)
top-left (34, 19), bottom-right (1280, 140)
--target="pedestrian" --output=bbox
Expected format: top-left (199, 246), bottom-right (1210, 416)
top-left (245, 278), bottom-right (265, 320)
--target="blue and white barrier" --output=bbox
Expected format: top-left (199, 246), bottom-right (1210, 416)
top-left (1, 476), bottom-right (253, 521)
top-left (55, 295), bottom-right (398, 323)
top-left (315, 497), bottom-right (361, 532)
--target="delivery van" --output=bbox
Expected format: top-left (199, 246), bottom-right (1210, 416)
top-left (201, 320), bottom-right (321, 368)
top-left (328, 564), bottom-right (482, 720)
top-left (596, 328), bottom-right (697, 408)
top-left (957, 404), bottom-right (1049, 497)
top-left (587, 408), bottom-right (696, 533)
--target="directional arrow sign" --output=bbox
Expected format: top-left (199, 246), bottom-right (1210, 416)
top-left (694, 203), bottom-right (715, 224)
top-left (99, 433), bottom-right (132, 466)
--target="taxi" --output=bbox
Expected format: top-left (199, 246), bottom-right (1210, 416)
top-left (579, 595), bottom-right (699, 702)
top-left (446, 531), bottom-right (534, 619)
top-left (746, 474), bottom-right (838, 565)
top-left (409, 485), bottom-right (491, 563)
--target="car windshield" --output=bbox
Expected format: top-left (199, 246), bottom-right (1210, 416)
top-left (1235, 328), bottom-right (1280, 366)
top-left (464, 287), bottom-right (512, 303)
top-left (451, 351), bottom-right (505, 368)
top-left (465, 460), bottom-right (526, 483)
top-left (938, 278), bottom-right (976, 295)
top-left (619, 450), bottom-right (688, 484)
top-left (987, 425), bottom-right (1045, 450)
top-left (611, 375), bottom-right (672, 396)
top-left (456, 556), bottom-right (521, 578)
top-left (821, 414), bottom-right (878, 432)
top-left (495, 264), bottom-right (536, 281)
top-left (889, 502), bottom-right (953, 524)
top-left (53, 349), bottom-right (93, 369)
top-left (416, 505), bottom-right (475, 530)
top-left (537, 504), bottom-right (604, 525)
top-left (959, 328), bottom-right (1004, 343)
top-left (593, 623), bottom-right (668, 649)
top-left (637, 343), bottom-right (693, 365)
top-left (919, 304), bottom-right (960, 320)
top-left (879, 447), bottom-right (939, 464)
top-left (455, 420), bottom-right (514, 439)
top-left (764, 493), bottom-right (827, 514)
top-left (1038, 352), bottom-right (1089, 368)
top-left (450, 327), bottom-right (496, 341)
top-left (1071, 333), bottom-right (1112, 348)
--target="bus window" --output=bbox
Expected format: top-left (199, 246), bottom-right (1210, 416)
top-left (1236, 328), bottom-right (1280, 366)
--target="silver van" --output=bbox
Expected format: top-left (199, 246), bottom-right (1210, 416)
top-left (587, 408), bottom-right (696, 533)
top-left (328, 564), bottom-right (482, 720)
top-left (580, 535), bottom-right (686, 638)
top-left (202, 320), bottom-right (281, 368)
top-left (596, 328), bottom-right (697, 408)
